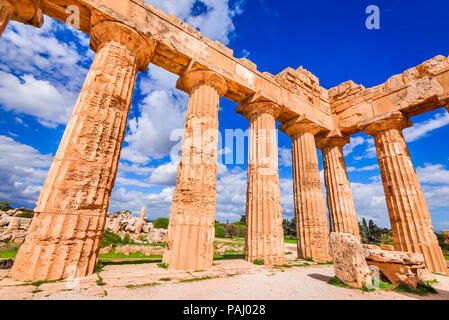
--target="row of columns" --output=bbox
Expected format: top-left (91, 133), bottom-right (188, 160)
top-left (2, 1), bottom-right (448, 280)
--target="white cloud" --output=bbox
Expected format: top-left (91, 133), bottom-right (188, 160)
top-left (347, 164), bottom-right (379, 173)
top-left (404, 112), bottom-right (449, 142)
top-left (0, 71), bottom-right (76, 127)
top-left (417, 163), bottom-right (449, 185)
top-left (343, 136), bottom-right (365, 156)
top-left (278, 146), bottom-right (292, 167)
top-left (148, 162), bottom-right (179, 186)
top-left (0, 135), bottom-right (52, 206)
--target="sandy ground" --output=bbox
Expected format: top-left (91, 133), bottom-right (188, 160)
top-left (1, 248), bottom-right (448, 300)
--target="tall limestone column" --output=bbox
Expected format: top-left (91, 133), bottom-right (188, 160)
top-left (280, 118), bottom-right (331, 263)
top-left (316, 134), bottom-right (360, 240)
top-left (163, 69), bottom-right (228, 271)
top-left (0, 0), bottom-right (43, 38)
top-left (10, 21), bottom-right (155, 281)
top-left (135, 207), bottom-right (146, 234)
top-left (236, 101), bottom-right (285, 266)
top-left (363, 111), bottom-right (447, 274)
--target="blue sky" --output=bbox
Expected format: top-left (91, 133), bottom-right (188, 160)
top-left (0, 0), bottom-right (448, 231)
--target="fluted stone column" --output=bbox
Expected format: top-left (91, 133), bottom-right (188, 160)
top-left (280, 118), bottom-right (331, 263)
top-left (10, 21), bottom-right (155, 281)
top-left (163, 69), bottom-right (228, 271)
top-left (363, 111), bottom-right (447, 274)
top-left (316, 134), bottom-right (360, 240)
top-left (236, 102), bottom-right (285, 266)
top-left (0, 0), bottom-right (43, 38)
top-left (135, 207), bottom-right (146, 234)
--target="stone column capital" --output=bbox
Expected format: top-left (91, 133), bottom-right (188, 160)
top-left (7, 0), bottom-right (43, 27)
top-left (315, 133), bottom-right (350, 150)
top-left (176, 69), bottom-right (228, 96)
top-left (279, 117), bottom-right (322, 137)
top-left (236, 101), bottom-right (280, 119)
top-left (361, 111), bottom-right (412, 137)
top-left (90, 21), bottom-right (156, 73)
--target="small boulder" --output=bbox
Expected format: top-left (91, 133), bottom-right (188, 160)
top-left (329, 232), bottom-right (372, 289)
top-left (362, 244), bottom-right (379, 250)
top-left (0, 259), bottom-right (14, 270)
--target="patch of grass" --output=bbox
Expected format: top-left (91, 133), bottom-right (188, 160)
top-left (444, 255), bottom-right (449, 261)
top-left (394, 282), bottom-right (437, 296)
top-left (361, 283), bottom-right (376, 292)
top-left (99, 248), bottom-right (163, 260)
top-left (30, 279), bottom-right (58, 287)
top-left (253, 259), bottom-right (264, 265)
top-left (95, 261), bottom-right (105, 274)
top-left (180, 276), bottom-right (213, 283)
top-left (327, 276), bottom-right (351, 289)
top-left (159, 278), bottom-right (171, 282)
top-left (96, 274), bottom-right (106, 286)
top-left (125, 282), bottom-right (160, 289)
top-left (291, 263), bottom-right (311, 267)
top-left (377, 280), bottom-right (396, 291)
top-left (284, 238), bottom-right (297, 244)
top-left (317, 261), bottom-right (333, 265)
top-left (193, 270), bottom-right (205, 273)
top-left (0, 246), bottom-right (19, 259)
top-left (285, 251), bottom-right (293, 255)
top-left (304, 258), bottom-right (314, 262)
top-left (433, 272), bottom-right (448, 277)
top-left (31, 289), bottom-right (43, 294)
top-left (157, 262), bottom-right (168, 269)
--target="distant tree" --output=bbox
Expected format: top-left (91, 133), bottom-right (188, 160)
top-left (0, 201), bottom-right (12, 211)
top-left (153, 218), bottom-right (169, 229)
top-left (240, 215), bottom-right (246, 225)
top-left (283, 218), bottom-right (296, 237)
top-left (225, 223), bottom-right (239, 238)
top-left (215, 223), bottom-right (225, 238)
top-left (359, 218), bottom-right (393, 245)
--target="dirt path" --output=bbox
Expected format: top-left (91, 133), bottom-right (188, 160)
top-left (1, 258), bottom-right (448, 300)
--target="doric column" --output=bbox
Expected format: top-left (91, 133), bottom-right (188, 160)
top-left (10, 21), bottom-right (155, 281)
top-left (363, 111), bottom-right (447, 274)
top-left (0, 0), bottom-right (43, 38)
top-left (163, 69), bottom-right (228, 271)
top-left (280, 118), bottom-right (331, 263)
top-left (236, 101), bottom-right (285, 266)
top-left (135, 207), bottom-right (146, 234)
top-left (316, 134), bottom-right (361, 240)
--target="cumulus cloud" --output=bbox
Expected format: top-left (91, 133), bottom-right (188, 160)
top-left (0, 71), bottom-right (76, 127)
top-left (0, 136), bottom-right (52, 207)
top-left (278, 146), bottom-right (292, 167)
top-left (404, 111), bottom-right (449, 142)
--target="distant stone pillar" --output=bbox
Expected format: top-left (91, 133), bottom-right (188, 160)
top-left (363, 111), bottom-right (447, 274)
top-left (10, 21), bottom-right (155, 281)
top-left (0, 0), bottom-right (43, 38)
top-left (316, 134), bottom-right (360, 240)
top-left (237, 101), bottom-right (285, 266)
top-left (135, 207), bottom-right (146, 234)
top-left (163, 69), bottom-right (228, 271)
top-left (280, 118), bottom-right (331, 263)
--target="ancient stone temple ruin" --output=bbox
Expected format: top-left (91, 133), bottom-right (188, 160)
top-left (2, 0), bottom-right (448, 281)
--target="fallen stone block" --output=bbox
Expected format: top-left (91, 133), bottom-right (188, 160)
top-left (329, 232), bottom-right (372, 289)
top-left (380, 244), bottom-right (395, 251)
top-left (364, 248), bottom-right (427, 288)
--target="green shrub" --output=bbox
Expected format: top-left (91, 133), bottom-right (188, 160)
top-left (0, 201), bottom-right (12, 211)
top-left (394, 282), bottom-right (437, 296)
top-left (153, 218), bottom-right (169, 229)
top-left (327, 276), bottom-right (350, 288)
top-left (100, 230), bottom-right (122, 248)
top-left (15, 212), bottom-right (34, 219)
top-left (215, 224), bottom-right (225, 238)
top-left (157, 262), bottom-right (168, 269)
top-left (122, 234), bottom-right (134, 245)
top-left (253, 259), bottom-right (264, 265)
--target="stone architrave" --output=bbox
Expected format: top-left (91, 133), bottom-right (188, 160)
top-left (236, 100), bottom-right (285, 266)
top-left (135, 207), bottom-right (146, 234)
top-left (280, 117), bottom-right (331, 263)
top-left (0, 0), bottom-right (43, 37)
top-left (362, 111), bottom-right (448, 274)
top-left (316, 134), bottom-right (360, 240)
top-left (163, 69), bottom-right (228, 271)
top-left (10, 21), bottom-right (155, 281)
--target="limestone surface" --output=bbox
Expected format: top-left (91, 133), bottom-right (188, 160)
top-left (329, 232), bottom-right (371, 289)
